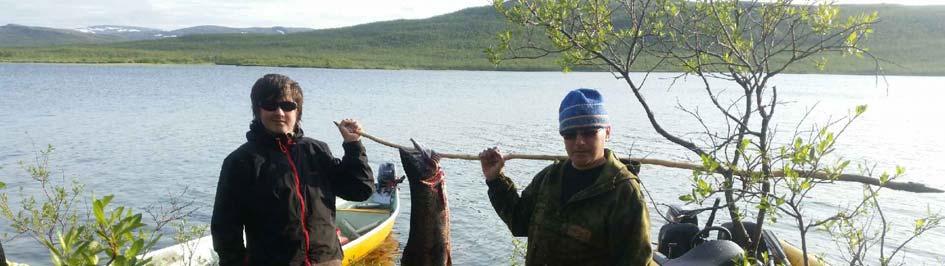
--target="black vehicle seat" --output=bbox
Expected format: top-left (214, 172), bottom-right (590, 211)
top-left (721, 221), bottom-right (767, 251)
top-left (658, 223), bottom-right (702, 259)
top-left (662, 240), bottom-right (744, 266)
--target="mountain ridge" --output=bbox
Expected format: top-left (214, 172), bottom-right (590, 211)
top-left (1, 4), bottom-right (943, 75)
top-left (0, 24), bottom-right (315, 47)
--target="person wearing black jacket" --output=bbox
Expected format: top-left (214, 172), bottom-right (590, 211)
top-left (211, 74), bottom-right (374, 266)
top-left (1, 240), bottom-right (7, 266)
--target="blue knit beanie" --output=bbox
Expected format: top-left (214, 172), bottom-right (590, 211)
top-left (559, 88), bottom-right (610, 132)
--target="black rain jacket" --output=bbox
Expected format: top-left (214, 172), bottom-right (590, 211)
top-left (1, 240), bottom-right (7, 266)
top-left (211, 120), bottom-right (374, 265)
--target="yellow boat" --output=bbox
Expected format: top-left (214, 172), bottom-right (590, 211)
top-left (144, 189), bottom-right (400, 266)
top-left (336, 190), bottom-right (400, 265)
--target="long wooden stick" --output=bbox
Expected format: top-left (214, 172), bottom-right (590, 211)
top-left (358, 130), bottom-right (943, 193)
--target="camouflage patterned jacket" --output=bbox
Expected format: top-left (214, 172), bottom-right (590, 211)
top-left (487, 149), bottom-right (653, 265)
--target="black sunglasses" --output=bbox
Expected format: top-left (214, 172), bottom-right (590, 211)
top-left (259, 101), bottom-right (298, 112)
top-left (560, 127), bottom-right (602, 140)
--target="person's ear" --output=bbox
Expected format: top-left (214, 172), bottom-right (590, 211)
top-left (605, 126), bottom-right (612, 141)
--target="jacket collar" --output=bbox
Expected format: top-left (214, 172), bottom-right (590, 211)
top-left (561, 149), bottom-right (635, 204)
top-left (246, 119), bottom-right (304, 147)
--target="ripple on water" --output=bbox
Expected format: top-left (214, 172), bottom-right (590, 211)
top-left (1, 65), bottom-right (943, 265)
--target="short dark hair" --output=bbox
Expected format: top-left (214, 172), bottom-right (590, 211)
top-left (250, 74), bottom-right (304, 120)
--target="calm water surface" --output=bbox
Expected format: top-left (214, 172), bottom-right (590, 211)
top-left (1, 64), bottom-right (943, 265)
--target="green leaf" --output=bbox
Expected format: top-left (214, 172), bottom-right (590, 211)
top-left (93, 199), bottom-right (106, 224)
top-left (896, 166), bottom-right (906, 176)
top-left (845, 31), bottom-right (859, 46)
top-left (126, 238), bottom-right (144, 257)
top-left (838, 160), bottom-right (851, 171)
top-left (855, 105), bottom-right (868, 116)
top-left (113, 256), bottom-right (128, 266)
top-left (814, 56), bottom-right (828, 71)
top-left (697, 178), bottom-right (709, 190)
top-left (51, 253), bottom-right (64, 266)
top-left (678, 194), bottom-right (694, 202)
top-left (109, 206), bottom-right (124, 225)
top-left (0, 181), bottom-right (5, 189)
top-left (915, 218), bottom-right (927, 233)
top-left (817, 139), bottom-right (829, 154)
top-left (700, 154), bottom-right (719, 172)
top-left (756, 200), bottom-right (770, 212)
top-left (879, 172), bottom-right (889, 185)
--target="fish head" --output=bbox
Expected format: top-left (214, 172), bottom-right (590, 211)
top-left (398, 139), bottom-right (441, 182)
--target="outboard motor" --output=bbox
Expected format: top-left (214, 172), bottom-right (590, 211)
top-left (367, 162), bottom-right (404, 206)
top-left (376, 162), bottom-right (404, 194)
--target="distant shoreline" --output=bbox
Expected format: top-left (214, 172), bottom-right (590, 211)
top-left (2, 61), bottom-right (942, 77)
top-left (3, 4), bottom-right (944, 76)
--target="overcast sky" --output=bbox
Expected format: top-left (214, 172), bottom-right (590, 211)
top-left (2, 0), bottom-right (942, 31)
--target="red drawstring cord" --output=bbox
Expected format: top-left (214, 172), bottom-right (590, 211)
top-left (278, 138), bottom-right (312, 266)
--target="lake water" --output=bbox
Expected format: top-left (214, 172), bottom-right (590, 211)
top-left (1, 63), bottom-right (943, 265)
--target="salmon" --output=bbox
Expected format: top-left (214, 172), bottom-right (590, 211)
top-left (398, 139), bottom-right (452, 266)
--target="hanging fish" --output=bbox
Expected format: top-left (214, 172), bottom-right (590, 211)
top-left (398, 139), bottom-right (452, 266)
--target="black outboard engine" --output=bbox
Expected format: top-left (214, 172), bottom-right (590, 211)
top-left (376, 162), bottom-right (403, 194)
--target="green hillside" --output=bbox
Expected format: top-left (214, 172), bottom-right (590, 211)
top-left (0, 24), bottom-right (122, 47)
top-left (1, 4), bottom-right (943, 75)
top-left (838, 4), bottom-right (945, 75)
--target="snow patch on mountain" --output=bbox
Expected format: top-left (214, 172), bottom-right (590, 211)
top-left (75, 26), bottom-right (150, 34)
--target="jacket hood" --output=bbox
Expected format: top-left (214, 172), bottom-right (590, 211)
top-left (246, 119), bottom-right (304, 145)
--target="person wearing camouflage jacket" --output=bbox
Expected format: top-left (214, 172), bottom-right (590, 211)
top-left (480, 88), bottom-right (653, 265)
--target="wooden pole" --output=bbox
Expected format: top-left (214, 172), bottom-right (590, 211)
top-left (356, 129), bottom-right (943, 193)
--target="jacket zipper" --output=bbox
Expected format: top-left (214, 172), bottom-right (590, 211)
top-left (278, 138), bottom-right (312, 266)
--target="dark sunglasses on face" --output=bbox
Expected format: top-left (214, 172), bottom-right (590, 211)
top-left (560, 127), bottom-right (602, 140)
top-left (259, 101), bottom-right (298, 112)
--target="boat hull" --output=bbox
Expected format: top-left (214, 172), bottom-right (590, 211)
top-left (338, 191), bottom-right (400, 265)
top-left (144, 190), bottom-right (400, 266)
